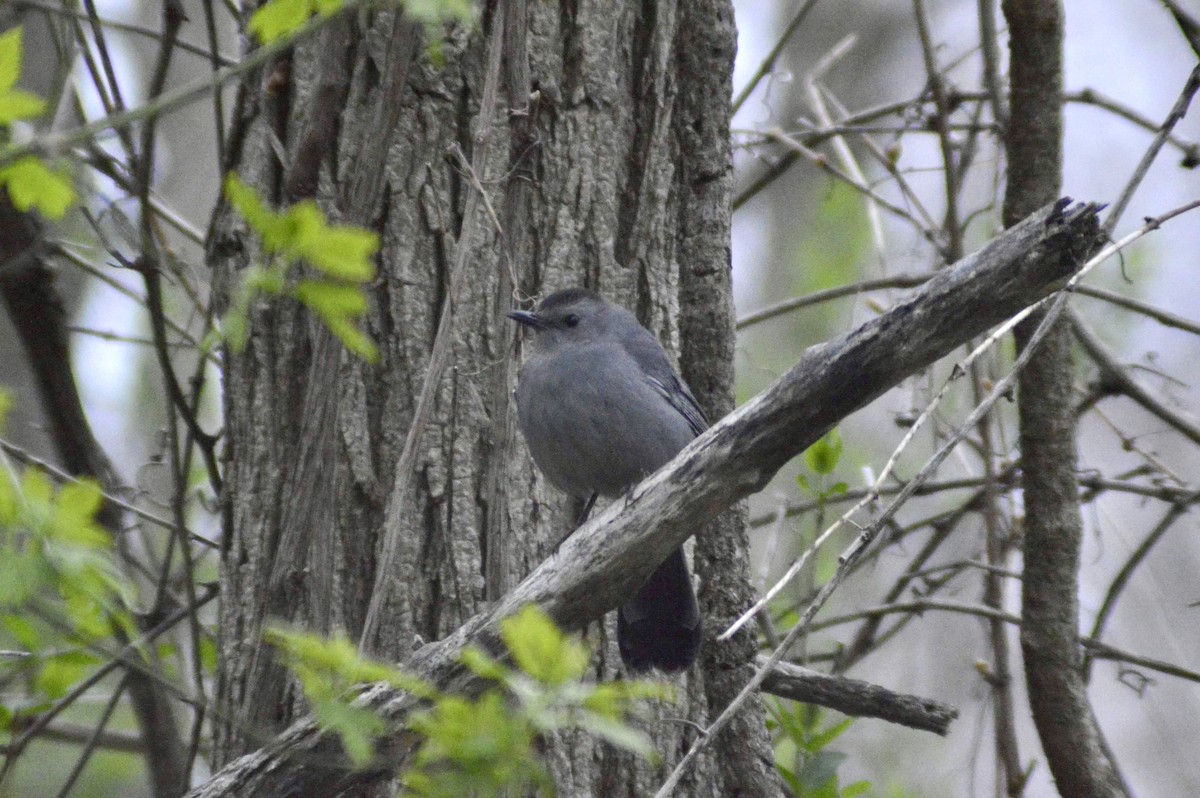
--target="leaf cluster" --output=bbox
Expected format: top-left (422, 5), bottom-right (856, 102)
top-left (0, 392), bottom-right (133, 729)
top-left (0, 29), bottom-right (75, 219)
top-left (222, 174), bottom-right (381, 361)
top-left (267, 605), bottom-right (669, 797)
top-left (766, 700), bottom-right (870, 798)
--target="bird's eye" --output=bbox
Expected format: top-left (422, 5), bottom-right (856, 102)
top-left (564, 313), bottom-right (580, 328)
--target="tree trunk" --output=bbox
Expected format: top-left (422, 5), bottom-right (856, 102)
top-left (1003, 1), bottom-right (1128, 795)
top-left (206, 2), bottom-right (777, 794)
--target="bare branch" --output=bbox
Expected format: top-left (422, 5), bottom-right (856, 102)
top-left (1072, 311), bottom-right (1200, 446)
top-left (730, 0), bottom-right (822, 115)
top-left (1102, 64), bottom-right (1200, 235)
top-left (759, 657), bottom-right (958, 735)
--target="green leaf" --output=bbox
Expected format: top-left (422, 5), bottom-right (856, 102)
top-left (808, 716), bottom-right (854, 751)
top-left (223, 173), bottom-right (276, 237)
top-left (225, 180), bottom-right (379, 279)
top-left (0, 553), bottom-right (41, 608)
top-left (0, 90), bottom-right (46, 125)
top-left (51, 480), bottom-right (107, 548)
top-left (0, 28), bottom-right (24, 93)
top-left (0, 29), bottom-right (47, 125)
top-left (501, 604), bottom-right (588, 685)
top-left (35, 651), bottom-right (98, 699)
top-left (295, 224), bottom-right (378, 281)
top-left (247, 0), bottom-right (349, 44)
top-left (199, 634), bottom-right (218, 673)
top-left (294, 280), bottom-right (368, 316)
top-left (20, 468), bottom-right (54, 525)
top-left (776, 761), bottom-right (804, 795)
top-left (577, 711), bottom-right (655, 758)
top-left (323, 317), bottom-right (376, 364)
top-left (222, 175), bottom-right (380, 362)
top-left (278, 201), bottom-right (323, 254)
top-left (800, 749), bottom-right (847, 793)
top-left (583, 679), bottom-right (670, 716)
top-left (0, 388), bottom-right (11, 429)
top-left (280, 201), bottom-right (377, 279)
top-left (312, 696), bottom-right (385, 767)
top-left (409, 691), bottom-right (543, 794)
top-left (0, 472), bottom-right (15, 527)
top-left (247, 262), bottom-right (289, 295)
top-left (248, 0), bottom-right (314, 44)
top-left (294, 280), bottom-right (379, 363)
top-left (2, 614), bottom-right (41, 651)
top-left (804, 428), bottom-right (843, 475)
top-left (0, 157), bottom-right (76, 219)
top-left (266, 626), bottom-right (357, 673)
top-left (221, 309), bottom-right (248, 352)
top-left (460, 646), bottom-right (508, 681)
top-left (266, 626), bottom-right (432, 698)
top-left (62, 588), bottom-right (113, 640)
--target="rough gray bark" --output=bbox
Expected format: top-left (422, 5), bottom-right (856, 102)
top-left (1002, 1), bottom-right (1128, 796)
top-left (673, 2), bottom-right (781, 795)
top-left (207, 2), bottom-right (756, 794)
top-left (187, 199), bottom-right (1101, 798)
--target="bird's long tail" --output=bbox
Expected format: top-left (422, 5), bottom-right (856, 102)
top-left (617, 547), bottom-right (701, 673)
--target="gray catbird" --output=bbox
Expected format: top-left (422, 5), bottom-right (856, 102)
top-left (508, 288), bottom-right (704, 672)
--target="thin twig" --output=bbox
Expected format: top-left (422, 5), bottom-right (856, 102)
top-left (1072, 310), bottom-right (1200, 446)
top-left (1102, 64), bottom-right (1200, 236)
top-left (1, 2), bottom-right (378, 168)
top-left (977, 0), bottom-right (1008, 128)
top-left (805, 36), bottom-right (890, 265)
top-left (0, 586), bottom-right (217, 774)
top-left (737, 274), bottom-right (930, 329)
top-left (52, 676), bottom-right (130, 798)
top-left (52, 243), bottom-right (204, 348)
top-left (762, 128), bottom-right (936, 243)
top-left (11, 0), bottom-right (237, 64)
top-left (0, 437), bottom-right (213, 547)
top-left (200, 0), bottom-right (229, 165)
top-left (1075, 284), bottom-right (1200, 337)
top-left (733, 93), bottom-right (950, 210)
top-left (1066, 89), bottom-right (1200, 165)
top-left (913, 0), bottom-right (964, 261)
top-left (1083, 503), bottom-right (1188, 679)
top-left (731, 0), bottom-right (824, 116)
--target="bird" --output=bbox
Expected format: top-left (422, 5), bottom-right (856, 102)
top-left (508, 287), bottom-right (705, 672)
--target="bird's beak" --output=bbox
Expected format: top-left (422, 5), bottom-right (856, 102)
top-left (507, 309), bottom-right (545, 330)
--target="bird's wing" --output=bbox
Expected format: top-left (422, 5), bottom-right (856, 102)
top-left (621, 328), bottom-right (709, 436)
top-left (648, 373), bottom-right (708, 436)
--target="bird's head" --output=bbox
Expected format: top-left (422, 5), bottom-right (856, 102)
top-left (507, 288), bottom-right (621, 352)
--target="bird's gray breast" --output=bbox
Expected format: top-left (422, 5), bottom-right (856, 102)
top-left (515, 342), bottom-right (697, 498)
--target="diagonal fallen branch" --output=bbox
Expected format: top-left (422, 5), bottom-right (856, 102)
top-left (186, 199), bottom-right (1102, 798)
